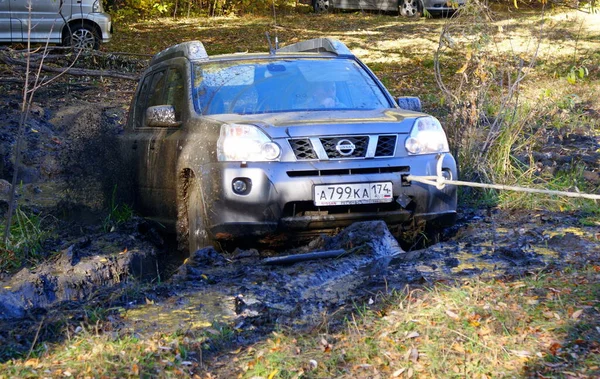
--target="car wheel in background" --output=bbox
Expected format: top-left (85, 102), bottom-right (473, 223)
top-left (63, 25), bottom-right (100, 50)
top-left (400, 0), bottom-right (421, 17)
top-left (314, 0), bottom-right (331, 13)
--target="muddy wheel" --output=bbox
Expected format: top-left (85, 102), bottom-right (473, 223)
top-left (400, 0), bottom-right (421, 17)
top-left (187, 180), bottom-right (216, 254)
top-left (314, 0), bottom-right (331, 13)
top-left (63, 25), bottom-right (100, 50)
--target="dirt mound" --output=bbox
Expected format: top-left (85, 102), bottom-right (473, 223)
top-left (0, 93), bottom-right (132, 216)
top-left (0, 217), bottom-right (162, 320)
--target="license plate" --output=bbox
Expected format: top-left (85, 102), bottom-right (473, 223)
top-left (313, 182), bottom-right (393, 206)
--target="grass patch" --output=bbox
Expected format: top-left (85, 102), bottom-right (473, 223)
top-left (0, 207), bottom-right (55, 272)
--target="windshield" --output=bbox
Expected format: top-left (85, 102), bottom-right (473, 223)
top-left (193, 58), bottom-right (392, 115)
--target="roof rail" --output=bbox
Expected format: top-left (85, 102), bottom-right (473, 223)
top-left (277, 38), bottom-right (353, 56)
top-left (151, 41), bottom-right (209, 65)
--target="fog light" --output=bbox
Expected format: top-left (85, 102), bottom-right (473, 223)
top-left (232, 178), bottom-right (250, 194)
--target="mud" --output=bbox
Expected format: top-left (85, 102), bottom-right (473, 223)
top-left (0, 218), bottom-right (164, 320)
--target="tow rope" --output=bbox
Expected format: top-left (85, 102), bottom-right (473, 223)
top-left (406, 154), bottom-right (600, 201)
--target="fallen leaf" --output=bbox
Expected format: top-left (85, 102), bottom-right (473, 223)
top-left (268, 369), bottom-right (279, 379)
top-left (452, 343), bottom-right (465, 354)
top-left (405, 331), bottom-right (420, 339)
top-left (392, 368), bottom-right (406, 377)
top-left (445, 309), bottom-right (460, 320)
top-left (571, 309), bottom-right (584, 320)
top-left (407, 348), bottom-right (419, 363)
top-left (510, 350), bottom-right (531, 357)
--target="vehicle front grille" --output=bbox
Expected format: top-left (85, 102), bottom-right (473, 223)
top-left (375, 135), bottom-right (397, 157)
top-left (289, 138), bottom-right (317, 160)
top-left (320, 136), bottom-right (368, 159)
top-left (288, 134), bottom-right (399, 161)
top-left (287, 166), bottom-right (409, 178)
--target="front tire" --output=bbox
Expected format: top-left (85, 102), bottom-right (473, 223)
top-left (400, 0), bottom-right (421, 17)
top-left (63, 25), bottom-right (100, 50)
top-left (313, 0), bottom-right (331, 13)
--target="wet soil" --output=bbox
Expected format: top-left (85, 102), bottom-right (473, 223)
top-left (0, 72), bottom-right (599, 367)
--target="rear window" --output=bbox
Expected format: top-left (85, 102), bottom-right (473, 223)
top-left (192, 58), bottom-right (392, 115)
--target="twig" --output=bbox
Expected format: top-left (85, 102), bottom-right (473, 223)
top-left (26, 316), bottom-right (45, 360)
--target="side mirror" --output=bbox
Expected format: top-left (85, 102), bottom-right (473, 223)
top-left (397, 96), bottom-right (422, 112)
top-left (145, 105), bottom-right (181, 127)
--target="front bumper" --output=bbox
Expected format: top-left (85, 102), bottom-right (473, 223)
top-left (198, 154), bottom-right (457, 239)
top-left (89, 13), bottom-right (112, 43)
top-left (423, 0), bottom-right (464, 12)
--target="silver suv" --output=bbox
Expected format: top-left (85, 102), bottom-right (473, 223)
top-left (0, 0), bottom-right (112, 49)
top-left (123, 38), bottom-right (457, 253)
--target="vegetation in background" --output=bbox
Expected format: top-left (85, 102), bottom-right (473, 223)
top-left (432, 1), bottom-right (599, 211)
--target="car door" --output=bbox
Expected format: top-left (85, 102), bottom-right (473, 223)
top-left (0, 0), bottom-right (26, 42)
top-left (132, 66), bottom-right (186, 226)
top-left (10, 0), bottom-right (64, 43)
top-left (145, 67), bottom-right (186, 225)
top-left (0, 0), bottom-right (12, 41)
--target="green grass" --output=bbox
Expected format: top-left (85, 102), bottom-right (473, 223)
top-left (0, 207), bottom-right (55, 271)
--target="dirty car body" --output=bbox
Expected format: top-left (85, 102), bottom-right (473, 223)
top-left (123, 38), bottom-right (457, 253)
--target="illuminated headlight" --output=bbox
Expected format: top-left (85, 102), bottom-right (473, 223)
top-left (217, 124), bottom-right (281, 162)
top-left (405, 116), bottom-right (450, 155)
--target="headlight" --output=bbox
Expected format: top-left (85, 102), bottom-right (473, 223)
top-left (217, 124), bottom-right (281, 162)
top-left (405, 116), bottom-right (450, 155)
top-left (92, 0), bottom-right (101, 12)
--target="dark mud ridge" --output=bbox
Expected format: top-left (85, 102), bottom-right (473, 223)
top-left (0, 218), bottom-right (164, 320)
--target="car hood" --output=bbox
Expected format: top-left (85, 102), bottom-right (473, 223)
top-left (206, 108), bottom-right (420, 138)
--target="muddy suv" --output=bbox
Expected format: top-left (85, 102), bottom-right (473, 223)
top-left (123, 38), bottom-right (457, 253)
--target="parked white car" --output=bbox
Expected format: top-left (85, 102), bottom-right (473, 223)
top-left (304, 0), bottom-right (464, 17)
top-left (0, 0), bottom-right (112, 49)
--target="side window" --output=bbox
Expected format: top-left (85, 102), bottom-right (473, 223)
top-left (134, 74), bottom-right (153, 129)
top-left (164, 68), bottom-right (185, 121)
top-left (147, 71), bottom-right (166, 108)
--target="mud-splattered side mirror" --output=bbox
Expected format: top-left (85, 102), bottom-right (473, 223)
top-left (145, 105), bottom-right (181, 128)
top-left (397, 97), bottom-right (422, 112)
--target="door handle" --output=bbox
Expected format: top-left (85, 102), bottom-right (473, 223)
top-left (132, 141), bottom-right (137, 150)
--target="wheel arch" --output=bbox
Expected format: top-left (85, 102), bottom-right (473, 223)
top-left (61, 19), bottom-right (102, 42)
